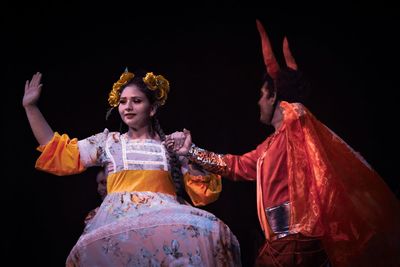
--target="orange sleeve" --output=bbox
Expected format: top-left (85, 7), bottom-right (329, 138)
top-left (35, 132), bottom-right (86, 176)
top-left (183, 173), bottom-right (222, 206)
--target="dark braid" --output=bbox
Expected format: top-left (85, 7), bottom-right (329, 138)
top-left (152, 117), bottom-right (184, 196)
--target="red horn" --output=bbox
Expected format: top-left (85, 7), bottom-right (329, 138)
top-left (256, 19), bottom-right (280, 79)
top-left (283, 36), bottom-right (298, 70)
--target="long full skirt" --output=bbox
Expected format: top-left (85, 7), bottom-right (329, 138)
top-left (66, 191), bottom-right (241, 266)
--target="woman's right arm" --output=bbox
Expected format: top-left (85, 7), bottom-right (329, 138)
top-left (23, 72), bottom-right (54, 145)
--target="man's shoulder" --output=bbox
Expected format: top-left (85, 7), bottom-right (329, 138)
top-left (290, 102), bottom-right (309, 116)
top-left (281, 101), bottom-right (312, 120)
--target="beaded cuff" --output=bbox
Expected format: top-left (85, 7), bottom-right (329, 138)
top-left (187, 144), bottom-right (227, 174)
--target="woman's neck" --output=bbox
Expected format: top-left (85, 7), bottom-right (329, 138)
top-left (126, 126), bottom-right (155, 140)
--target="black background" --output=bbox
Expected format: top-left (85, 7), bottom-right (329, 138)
top-left (4, 2), bottom-right (399, 266)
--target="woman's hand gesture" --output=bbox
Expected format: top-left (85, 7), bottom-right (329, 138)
top-left (23, 72), bottom-right (43, 108)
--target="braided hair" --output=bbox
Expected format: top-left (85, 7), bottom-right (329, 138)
top-left (152, 118), bottom-right (184, 196)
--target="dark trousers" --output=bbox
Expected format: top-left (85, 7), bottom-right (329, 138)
top-left (255, 233), bottom-right (330, 267)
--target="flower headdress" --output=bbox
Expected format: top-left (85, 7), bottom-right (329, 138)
top-left (107, 68), bottom-right (170, 108)
top-left (108, 68), bottom-right (135, 107)
top-left (142, 72), bottom-right (170, 106)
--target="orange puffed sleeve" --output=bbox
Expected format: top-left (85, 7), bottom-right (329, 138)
top-left (35, 132), bottom-right (86, 176)
top-left (183, 173), bottom-right (222, 206)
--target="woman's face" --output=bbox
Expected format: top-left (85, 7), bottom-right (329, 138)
top-left (118, 85), bottom-right (156, 129)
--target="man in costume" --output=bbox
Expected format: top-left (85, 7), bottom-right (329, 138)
top-left (168, 20), bottom-right (400, 267)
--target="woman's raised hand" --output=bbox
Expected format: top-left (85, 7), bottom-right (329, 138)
top-left (23, 72), bottom-right (43, 108)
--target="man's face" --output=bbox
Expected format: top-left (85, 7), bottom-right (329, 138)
top-left (258, 83), bottom-right (275, 125)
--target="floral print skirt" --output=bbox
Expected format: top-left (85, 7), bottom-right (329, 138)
top-left (66, 191), bottom-right (241, 266)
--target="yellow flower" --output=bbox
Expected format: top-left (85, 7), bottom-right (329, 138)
top-left (108, 71), bottom-right (135, 107)
top-left (143, 72), bottom-right (170, 106)
top-left (143, 72), bottom-right (158, 90)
